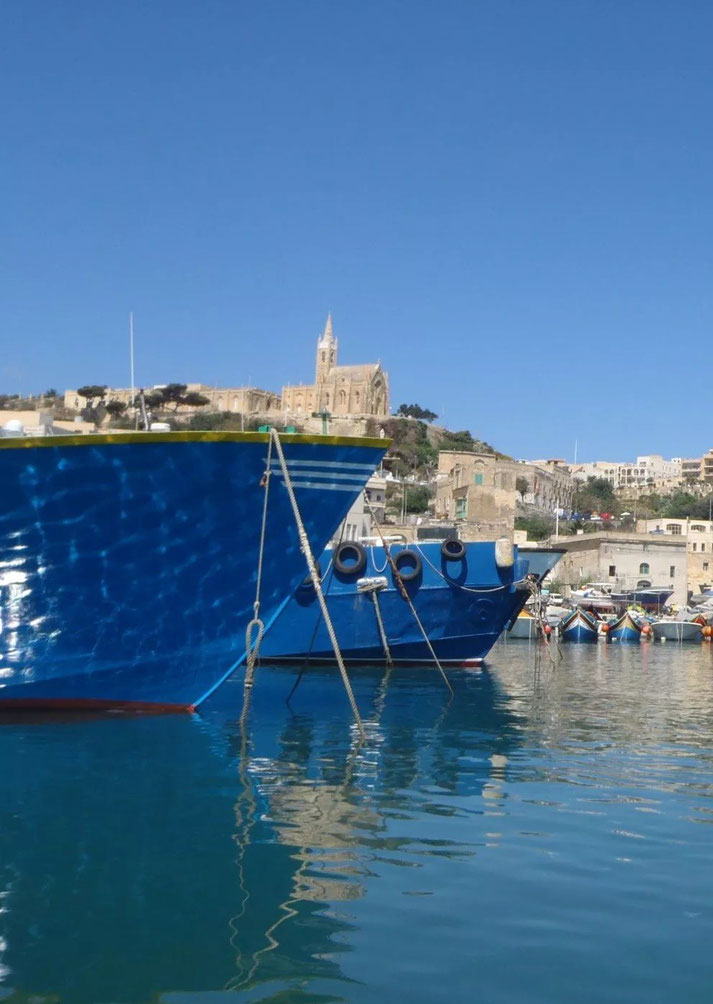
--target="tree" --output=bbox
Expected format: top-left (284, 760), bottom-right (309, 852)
top-left (573, 476), bottom-right (620, 517)
top-left (77, 385), bottom-right (108, 405)
top-left (105, 400), bottom-right (128, 418)
top-left (144, 391), bottom-right (166, 410)
top-left (396, 403), bottom-right (438, 423)
top-left (515, 476), bottom-right (530, 500)
top-left (405, 484), bottom-right (433, 514)
top-left (43, 388), bottom-right (59, 398)
top-left (161, 384), bottom-right (189, 411)
top-left (515, 515), bottom-right (554, 541)
top-left (182, 391), bottom-right (210, 408)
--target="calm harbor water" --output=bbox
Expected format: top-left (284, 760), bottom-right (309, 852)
top-left (2, 642), bottom-right (713, 1002)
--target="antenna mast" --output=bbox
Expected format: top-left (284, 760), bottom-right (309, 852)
top-left (129, 312), bottom-right (136, 407)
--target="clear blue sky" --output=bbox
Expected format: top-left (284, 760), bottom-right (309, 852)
top-left (2, 0), bottom-right (711, 461)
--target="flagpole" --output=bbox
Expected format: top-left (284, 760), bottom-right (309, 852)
top-left (129, 312), bottom-right (135, 407)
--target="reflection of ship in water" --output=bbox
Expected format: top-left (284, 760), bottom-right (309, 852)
top-left (225, 665), bottom-right (524, 993)
top-left (0, 666), bottom-right (522, 1002)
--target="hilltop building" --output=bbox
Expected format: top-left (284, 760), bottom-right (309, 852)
top-left (571, 455), bottom-right (683, 494)
top-left (281, 315), bottom-right (389, 419)
top-left (64, 385), bottom-right (281, 415)
top-left (64, 315), bottom-right (389, 424)
top-left (435, 451), bottom-right (520, 541)
top-left (517, 459), bottom-right (575, 515)
top-left (679, 450), bottom-right (713, 484)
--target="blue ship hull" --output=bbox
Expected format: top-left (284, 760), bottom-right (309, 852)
top-left (504, 548), bottom-right (565, 630)
top-left (0, 432), bottom-right (386, 709)
top-left (262, 540), bottom-right (529, 666)
top-left (560, 608), bottom-right (599, 642)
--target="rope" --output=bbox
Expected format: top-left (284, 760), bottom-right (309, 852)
top-left (369, 543), bottom-right (389, 574)
top-left (362, 492), bottom-right (454, 696)
top-left (367, 586), bottom-right (393, 665)
top-left (240, 435), bottom-right (273, 725)
top-left (285, 534), bottom-right (341, 707)
top-left (523, 573), bottom-right (560, 665)
top-left (270, 429), bottom-right (366, 743)
top-left (414, 543), bottom-right (514, 594)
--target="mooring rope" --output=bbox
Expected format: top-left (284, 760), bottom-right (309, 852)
top-left (362, 492), bottom-right (454, 696)
top-left (414, 542), bottom-right (519, 594)
top-left (270, 429), bottom-right (366, 743)
top-left (357, 579), bottom-right (393, 665)
top-left (285, 524), bottom-right (344, 706)
top-left (240, 435), bottom-right (274, 724)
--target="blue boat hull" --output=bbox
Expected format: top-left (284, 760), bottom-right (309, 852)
top-left (560, 609), bottom-right (598, 643)
top-left (262, 540), bottom-right (529, 666)
top-left (0, 432), bottom-right (386, 709)
top-left (503, 548), bottom-right (565, 631)
top-left (608, 613), bottom-right (642, 643)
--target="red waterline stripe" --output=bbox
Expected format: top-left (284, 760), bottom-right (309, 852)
top-left (0, 697), bottom-right (194, 714)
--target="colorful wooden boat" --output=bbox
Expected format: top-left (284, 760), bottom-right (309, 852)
top-left (607, 610), bottom-right (643, 643)
top-left (559, 608), bottom-right (599, 643)
top-left (508, 609), bottom-right (539, 640)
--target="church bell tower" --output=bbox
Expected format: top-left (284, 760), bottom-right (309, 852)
top-left (315, 314), bottom-right (338, 383)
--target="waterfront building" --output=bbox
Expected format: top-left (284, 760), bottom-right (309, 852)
top-left (281, 315), bottom-right (389, 419)
top-left (336, 474), bottom-right (388, 543)
top-left (552, 533), bottom-right (688, 606)
top-left (638, 518), bottom-right (713, 595)
top-left (0, 409), bottom-right (94, 436)
top-left (435, 451), bottom-right (518, 540)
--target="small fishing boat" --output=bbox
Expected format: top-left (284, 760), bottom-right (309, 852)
top-left (570, 583), bottom-right (618, 614)
top-left (559, 607), bottom-right (599, 643)
top-left (651, 619), bottom-right (702, 643)
top-left (607, 610), bottom-right (643, 643)
top-left (611, 586), bottom-right (674, 613)
top-left (508, 609), bottom-right (540, 640)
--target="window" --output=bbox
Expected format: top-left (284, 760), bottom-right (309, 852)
top-left (704, 563), bottom-right (709, 572)
top-left (666, 524), bottom-right (682, 534)
top-left (692, 524), bottom-right (706, 532)
top-left (608, 565), bottom-right (616, 577)
top-left (474, 474), bottom-right (484, 486)
top-left (670, 566), bottom-right (675, 577)
top-left (455, 498), bottom-right (467, 518)
top-left (693, 543), bottom-right (698, 552)
top-left (639, 562), bottom-right (650, 575)
top-left (703, 543), bottom-right (707, 552)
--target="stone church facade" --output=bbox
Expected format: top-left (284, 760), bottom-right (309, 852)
top-left (281, 315), bottom-right (389, 419)
top-left (65, 315), bottom-right (389, 422)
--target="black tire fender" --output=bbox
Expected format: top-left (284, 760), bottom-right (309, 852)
top-left (393, 548), bottom-right (422, 583)
top-left (441, 537), bottom-right (466, 562)
top-left (333, 541), bottom-right (367, 577)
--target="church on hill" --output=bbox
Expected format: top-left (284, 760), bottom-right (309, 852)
top-left (281, 315), bottom-right (390, 419)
